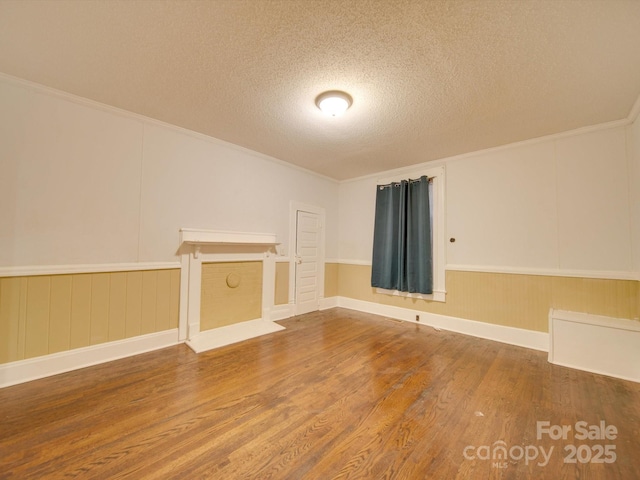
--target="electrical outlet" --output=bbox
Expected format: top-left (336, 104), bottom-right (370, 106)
top-left (415, 315), bottom-right (420, 322)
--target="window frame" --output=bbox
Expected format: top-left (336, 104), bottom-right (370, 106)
top-left (375, 165), bottom-right (446, 302)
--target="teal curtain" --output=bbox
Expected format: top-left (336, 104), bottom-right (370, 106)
top-left (371, 176), bottom-right (432, 294)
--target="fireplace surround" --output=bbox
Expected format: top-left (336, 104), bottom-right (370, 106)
top-left (178, 229), bottom-right (284, 353)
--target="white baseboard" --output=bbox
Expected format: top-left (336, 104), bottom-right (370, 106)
top-left (185, 319), bottom-right (285, 353)
top-left (271, 298), bottom-right (338, 318)
top-left (0, 329), bottom-right (180, 388)
top-left (319, 297), bottom-right (339, 310)
top-left (336, 297), bottom-right (549, 352)
top-left (271, 303), bottom-right (295, 321)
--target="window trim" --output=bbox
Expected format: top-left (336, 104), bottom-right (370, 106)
top-left (375, 165), bottom-right (446, 302)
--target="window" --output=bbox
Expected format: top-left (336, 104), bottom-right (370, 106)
top-left (371, 165), bottom-right (446, 302)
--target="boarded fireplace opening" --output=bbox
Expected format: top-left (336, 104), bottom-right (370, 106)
top-left (200, 261), bottom-right (263, 330)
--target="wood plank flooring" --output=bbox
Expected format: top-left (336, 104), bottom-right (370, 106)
top-left (1, 308), bottom-right (639, 479)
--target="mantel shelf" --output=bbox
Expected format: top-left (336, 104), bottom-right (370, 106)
top-left (179, 228), bottom-right (278, 246)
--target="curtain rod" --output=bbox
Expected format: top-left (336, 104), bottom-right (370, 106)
top-left (378, 176), bottom-right (433, 187)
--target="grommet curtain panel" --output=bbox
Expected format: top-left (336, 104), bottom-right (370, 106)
top-left (371, 175), bottom-right (433, 294)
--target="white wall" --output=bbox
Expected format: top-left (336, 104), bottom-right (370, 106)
top-left (446, 141), bottom-right (558, 269)
top-left (0, 80), bottom-right (143, 266)
top-left (339, 124), bottom-right (636, 278)
top-left (138, 123), bottom-right (339, 261)
top-left (338, 176), bottom-right (376, 262)
top-left (1, 74), bottom-right (634, 276)
top-left (0, 77), bottom-right (339, 267)
top-left (554, 128), bottom-right (631, 273)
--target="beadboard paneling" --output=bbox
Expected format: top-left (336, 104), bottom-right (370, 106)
top-left (49, 275), bottom-right (72, 353)
top-left (108, 272), bottom-right (127, 342)
top-left (90, 273), bottom-right (110, 346)
top-left (24, 276), bottom-right (50, 358)
top-left (274, 262), bottom-right (289, 306)
top-left (70, 275), bottom-right (92, 350)
top-left (0, 278), bottom-right (22, 363)
top-left (337, 264), bottom-right (639, 332)
top-left (0, 269), bottom-right (180, 364)
top-left (324, 263), bottom-right (339, 298)
top-left (125, 271), bottom-right (143, 338)
top-left (140, 271), bottom-right (158, 335)
top-left (200, 261), bottom-right (262, 330)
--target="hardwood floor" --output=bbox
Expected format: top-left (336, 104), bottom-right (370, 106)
top-left (1, 308), bottom-right (639, 479)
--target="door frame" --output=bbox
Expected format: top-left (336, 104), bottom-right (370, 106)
top-left (288, 201), bottom-right (325, 314)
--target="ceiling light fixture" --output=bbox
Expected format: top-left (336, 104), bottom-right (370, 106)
top-left (315, 90), bottom-right (353, 117)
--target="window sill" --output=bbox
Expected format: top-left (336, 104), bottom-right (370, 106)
top-left (375, 288), bottom-right (446, 303)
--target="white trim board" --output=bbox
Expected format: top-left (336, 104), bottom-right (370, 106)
top-left (549, 310), bottom-right (640, 383)
top-left (340, 119), bottom-right (630, 185)
top-left (446, 264), bottom-right (640, 281)
top-left (333, 261), bottom-right (639, 281)
top-left (375, 287), bottom-right (446, 303)
top-left (288, 202), bottom-right (326, 315)
top-left (334, 259), bottom-right (372, 266)
top-left (179, 229), bottom-right (278, 246)
top-left (336, 297), bottom-right (549, 352)
top-left (0, 329), bottom-right (180, 388)
top-left (0, 262), bottom-right (181, 278)
top-left (185, 319), bottom-right (285, 353)
top-left (271, 303), bottom-right (295, 321)
top-left (177, 234), bottom-right (278, 343)
top-left (319, 297), bottom-right (339, 311)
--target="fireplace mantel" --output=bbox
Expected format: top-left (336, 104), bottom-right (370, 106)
top-left (179, 228), bottom-right (278, 247)
top-left (178, 229), bottom-right (283, 353)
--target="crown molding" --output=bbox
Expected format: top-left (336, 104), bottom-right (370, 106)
top-left (340, 118), bottom-right (631, 184)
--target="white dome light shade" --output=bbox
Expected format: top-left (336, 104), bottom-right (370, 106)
top-left (315, 90), bottom-right (353, 116)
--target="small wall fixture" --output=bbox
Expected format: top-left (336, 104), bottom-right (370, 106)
top-left (315, 90), bottom-right (352, 117)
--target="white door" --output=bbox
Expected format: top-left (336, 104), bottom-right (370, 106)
top-left (295, 210), bottom-right (321, 315)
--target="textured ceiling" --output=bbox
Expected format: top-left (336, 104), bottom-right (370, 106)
top-left (1, 0), bottom-right (640, 180)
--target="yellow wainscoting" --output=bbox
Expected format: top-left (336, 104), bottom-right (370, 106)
top-left (337, 264), bottom-right (639, 332)
top-left (324, 263), bottom-right (339, 298)
top-left (274, 262), bottom-right (338, 305)
top-left (637, 280), bottom-right (640, 320)
top-left (0, 269), bottom-right (180, 364)
top-left (200, 261), bottom-right (262, 330)
top-left (274, 262), bottom-right (289, 305)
